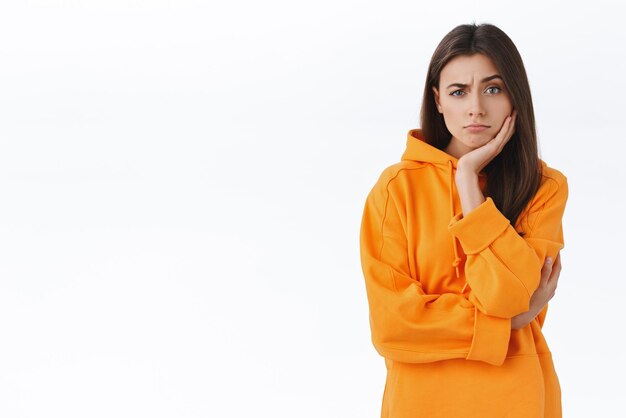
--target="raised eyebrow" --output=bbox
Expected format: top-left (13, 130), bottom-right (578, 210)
top-left (446, 75), bottom-right (503, 89)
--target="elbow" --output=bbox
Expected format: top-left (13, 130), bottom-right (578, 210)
top-left (369, 316), bottom-right (401, 350)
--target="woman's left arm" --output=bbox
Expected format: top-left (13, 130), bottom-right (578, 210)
top-left (450, 170), bottom-right (568, 319)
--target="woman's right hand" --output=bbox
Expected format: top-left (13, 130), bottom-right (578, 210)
top-left (511, 252), bottom-right (562, 330)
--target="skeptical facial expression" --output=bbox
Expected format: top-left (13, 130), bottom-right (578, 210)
top-left (432, 53), bottom-right (514, 151)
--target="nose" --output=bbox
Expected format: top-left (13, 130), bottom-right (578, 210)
top-left (468, 94), bottom-right (485, 117)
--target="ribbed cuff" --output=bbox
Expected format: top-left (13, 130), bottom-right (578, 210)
top-left (448, 197), bottom-right (511, 255)
top-left (466, 307), bottom-right (511, 366)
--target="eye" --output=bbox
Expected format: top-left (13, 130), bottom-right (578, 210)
top-left (450, 90), bottom-right (464, 97)
top-left (486, 86), bottom-right (502, 94)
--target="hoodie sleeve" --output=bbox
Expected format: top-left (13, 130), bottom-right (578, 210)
top-left (360, 172), bottom-right (512, 367)
top-left (447, 173), bottom-right (568, 319)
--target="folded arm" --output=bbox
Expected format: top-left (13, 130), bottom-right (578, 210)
top-left (360, 171), bottom-right (512, 366)
top-left (448, 173), bottom-right (568, 319)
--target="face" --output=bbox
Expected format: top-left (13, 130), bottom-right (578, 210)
top-left (432, 53), bottom-right (513, 153)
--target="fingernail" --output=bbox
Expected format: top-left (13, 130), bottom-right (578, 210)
top-left (547, 257), bottom-right (552, 263)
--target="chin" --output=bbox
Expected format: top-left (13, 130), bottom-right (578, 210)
top-left (462, 134), bottom-right (491, 147)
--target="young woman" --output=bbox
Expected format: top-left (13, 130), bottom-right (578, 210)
top-left (359, 23), bottom-right (568, 417)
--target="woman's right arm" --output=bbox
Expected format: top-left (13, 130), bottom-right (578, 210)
top-left (360, 170), bottom-right (513, 367)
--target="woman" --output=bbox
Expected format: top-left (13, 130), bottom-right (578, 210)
top-left (359, 23), bottom-right (568, 417)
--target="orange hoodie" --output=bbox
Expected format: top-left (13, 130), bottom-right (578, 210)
top-left (359, 128), bottom-right (568, 418)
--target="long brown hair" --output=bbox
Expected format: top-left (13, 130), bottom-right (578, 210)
top-left (420, 22), bottom-right (542, 234)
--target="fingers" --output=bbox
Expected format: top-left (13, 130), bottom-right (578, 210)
top-left (509, 109), bottom-right (517, 131)
top-left (494, 118), bottom-right (511, 144)
top-left (553, 252), bottom-right (561, 276)
top-left (501, 110), bottom-right (517, 148)
top-left (547, 253), bottom-right (562, 299)
top-left (541, 260), bottom-right (556, 301)
top-left (494, 110), bottom-right (517, 152)
top-left (540, 256), bottom-right (552, 287)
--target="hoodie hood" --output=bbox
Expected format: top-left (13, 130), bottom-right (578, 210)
top-left (401, 128), bottom-right (461, 169)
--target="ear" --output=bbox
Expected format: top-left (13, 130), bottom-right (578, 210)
top-left (432, 86), bottom-right (442, 113)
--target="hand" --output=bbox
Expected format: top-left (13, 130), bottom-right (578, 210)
top-left (457, 109), bottom-right (517, 175)
top-left (511, 252), bottom-right (561, 330)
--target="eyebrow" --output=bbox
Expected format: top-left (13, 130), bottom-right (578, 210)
top-left (446, 75), bottom-right (503, 89)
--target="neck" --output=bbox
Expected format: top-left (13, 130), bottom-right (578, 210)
top-left (444, 136), bottom-right (473, 160)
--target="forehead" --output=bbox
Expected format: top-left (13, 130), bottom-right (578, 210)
top-left (440, 53), bottom-right (499, 83)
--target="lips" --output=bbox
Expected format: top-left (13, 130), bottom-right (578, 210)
top-left (465, 124), bottom-right (490, 128)
top-left (465, 125), bottom-right (489, 133)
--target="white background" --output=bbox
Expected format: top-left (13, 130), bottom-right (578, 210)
top-left (0, 1), bottom-right (623, 417)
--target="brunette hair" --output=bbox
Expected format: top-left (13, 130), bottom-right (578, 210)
top-left (420, 22), bottom-right (542, 234)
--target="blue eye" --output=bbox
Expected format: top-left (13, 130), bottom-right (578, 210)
top-left (450, 86), bottom-right (502, 97)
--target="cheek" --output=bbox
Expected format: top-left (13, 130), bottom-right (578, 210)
top-left (441, 109), bottom-right (464, 131)
top-left (446, 111), bottom-right (465, 129)
top-left (494, 102), bottom-right (513, 124)
top-left (491, 98), bottom-right (513, 115)
top-left (440, 101), bottom-right (463, 119)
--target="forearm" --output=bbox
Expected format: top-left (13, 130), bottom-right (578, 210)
top-left (511, 308), bottom-right (539, 330)
top-left (455, 168), bottom-right (485, 217)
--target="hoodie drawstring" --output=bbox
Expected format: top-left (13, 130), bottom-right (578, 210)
top-left (448, 160), bottom-right (469, 293)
